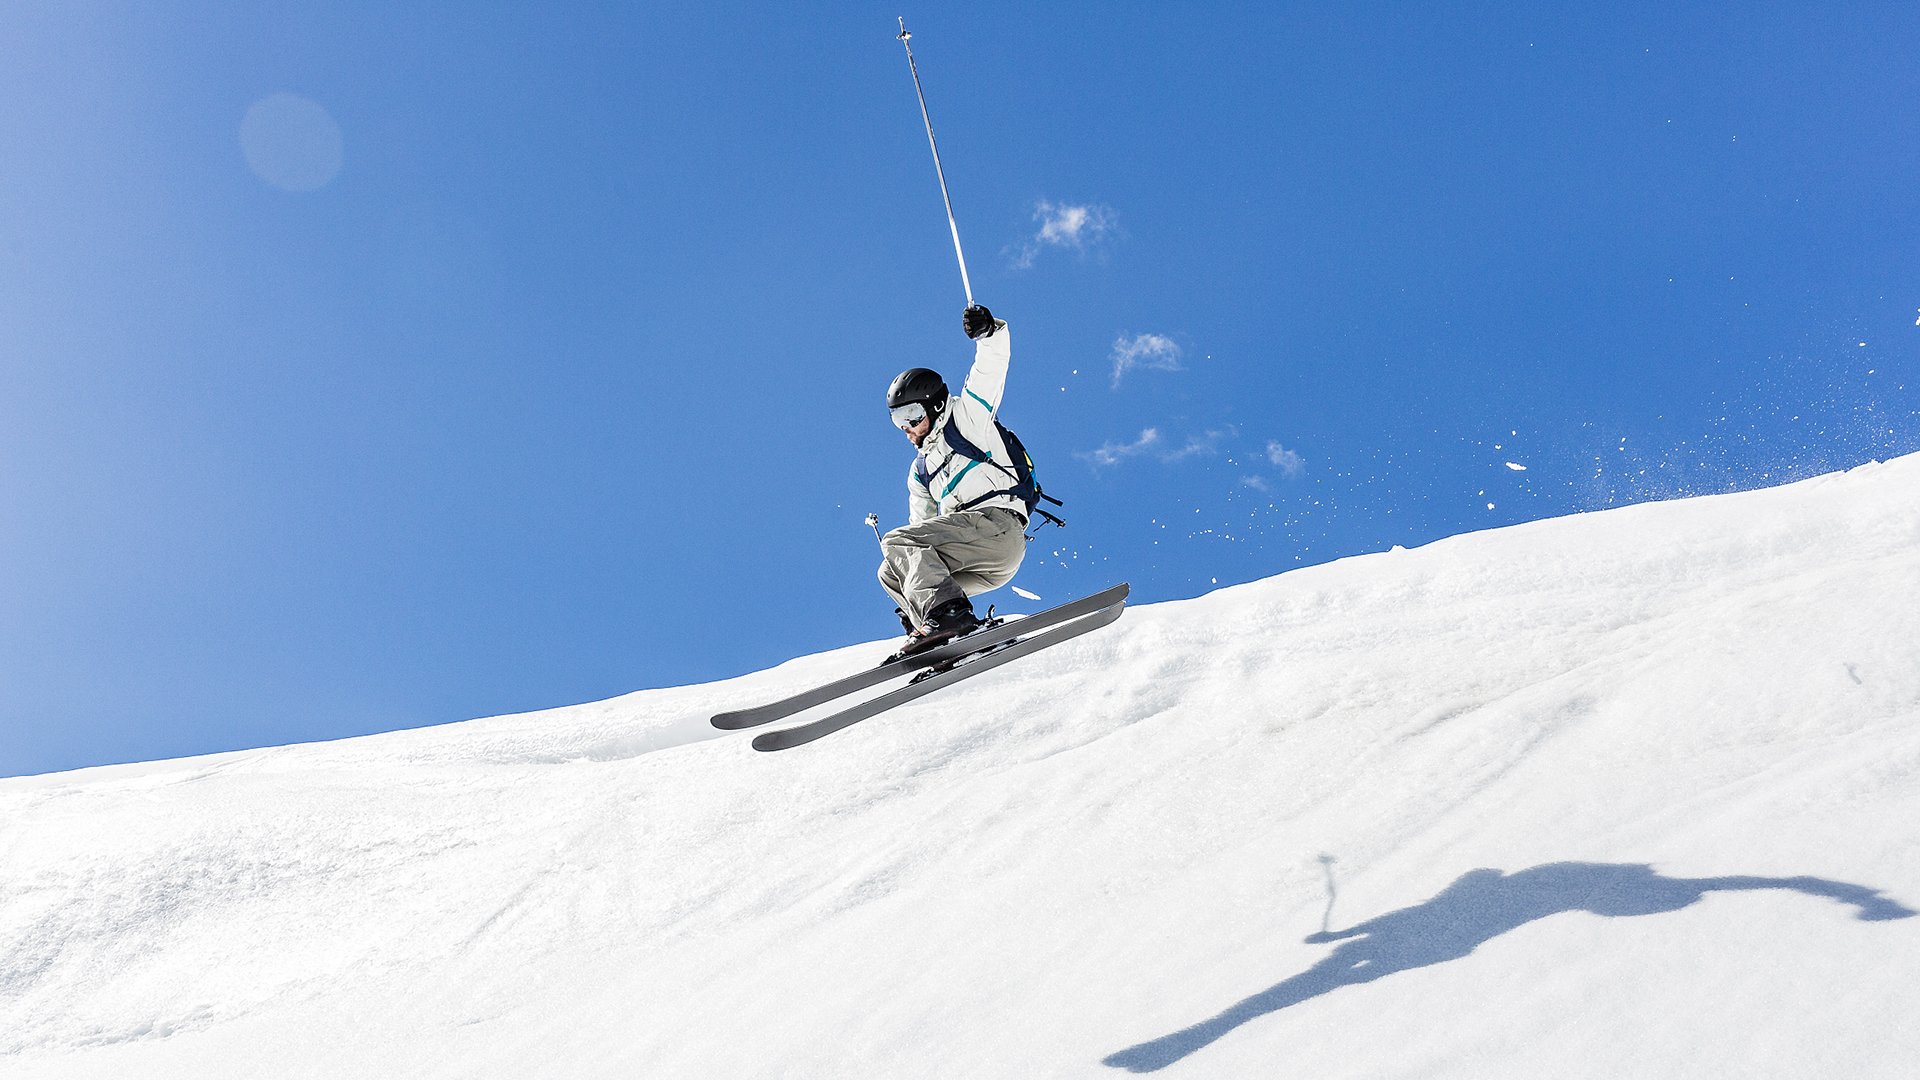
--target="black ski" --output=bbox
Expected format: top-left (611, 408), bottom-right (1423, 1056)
top-left (751, 599), bottom-right (1126, 751)
top-left (711, 583), bottom-right (1130, 731)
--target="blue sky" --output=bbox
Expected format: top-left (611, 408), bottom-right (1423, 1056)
top-left (5, 3), bottom-right (1917, 777)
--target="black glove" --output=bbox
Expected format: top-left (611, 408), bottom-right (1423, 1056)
top-left (963, 304), bottom-right (997, 340)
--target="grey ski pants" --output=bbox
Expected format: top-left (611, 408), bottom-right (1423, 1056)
top-left (877, 507), bottom-right (1027, 627)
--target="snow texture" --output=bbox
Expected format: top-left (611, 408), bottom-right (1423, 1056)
top-left (4, 455), bottom-right (1920, 1078)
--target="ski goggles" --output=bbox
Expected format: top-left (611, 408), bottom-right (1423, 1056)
top-left (890, 402), bottom-right (930, 430)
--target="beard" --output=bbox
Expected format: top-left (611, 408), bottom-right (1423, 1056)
top-left (907, 414), bottom-right (937, 448)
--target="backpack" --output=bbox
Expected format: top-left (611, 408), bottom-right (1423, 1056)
top-left (917, 417), bottom-right (1066, 532)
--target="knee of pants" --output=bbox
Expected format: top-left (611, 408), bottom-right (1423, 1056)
top-left (878, 535), bottom-right (924, 575)
top-left (879, 529), bottom-right (924, 556)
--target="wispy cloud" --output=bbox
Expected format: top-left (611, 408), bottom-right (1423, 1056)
top-left (1166, 428), bottom-right (1233, 461)
top-left (1081, 428), bottom-right (1304, 488)
top-left (1265, 441), bottom-right (1307, 479)
top-left (1078, 426), bottom-right (1237, 469)
top-left (1077, 428), bottom-right (1161, 468)
top-left (1036, 201), bottom-right (1112, 247)
top-left (1011, 200), bottom-right (1118, 269)
top-left (1110, 333), bottom-right (1184, 388)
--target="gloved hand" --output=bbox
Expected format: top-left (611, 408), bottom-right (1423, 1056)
top-left (963, 303), bottom-right (997, 340)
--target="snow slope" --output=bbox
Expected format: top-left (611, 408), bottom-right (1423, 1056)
top-left (4, 456), bottom-right (1919, 1079)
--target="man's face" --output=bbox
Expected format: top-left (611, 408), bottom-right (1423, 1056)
top-left (892, 401), bottom-right (934, 447)
top-left (903, 414), bottom-right (932, 447)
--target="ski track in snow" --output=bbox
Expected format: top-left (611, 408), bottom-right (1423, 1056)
top-left (3, 456), bottom-right (1920, 1078)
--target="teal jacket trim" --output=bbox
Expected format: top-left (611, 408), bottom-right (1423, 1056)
top-left (941, 454), bottom-right (988, 498)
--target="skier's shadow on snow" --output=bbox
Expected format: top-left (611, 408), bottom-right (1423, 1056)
top-left (1103, 861), bottom-right (1914, 1074)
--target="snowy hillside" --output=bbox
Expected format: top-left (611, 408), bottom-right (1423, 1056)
top-left (4, 456), bottom-right (1919, 1079)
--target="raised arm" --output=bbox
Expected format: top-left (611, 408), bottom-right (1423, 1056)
top-left (959, 303), bottom-right (1010, 418)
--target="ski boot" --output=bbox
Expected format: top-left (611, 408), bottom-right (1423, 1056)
top-left (897, 597), bottom-right (982, 657)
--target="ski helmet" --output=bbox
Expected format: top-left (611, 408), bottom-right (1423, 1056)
top-left (886, 367), bottom-right (948, 426)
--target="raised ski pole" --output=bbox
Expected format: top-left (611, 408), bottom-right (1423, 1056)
top-left (896, 18), bottom-right (974, 305)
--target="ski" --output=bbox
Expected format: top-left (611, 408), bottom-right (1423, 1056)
top-left (751, 599), bottom-right (1126, 751)
top-left (711, 583), bottom-right (1129, 731)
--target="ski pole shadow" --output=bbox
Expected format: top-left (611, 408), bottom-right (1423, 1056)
top-left (1103, 861), bottom-right (1915, 1074)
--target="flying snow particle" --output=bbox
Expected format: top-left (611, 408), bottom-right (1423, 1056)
top-left (1012, 586), bottom-right (1042, 601)
top-left (1505, 462), bottom-right (1528, 471)
top-left (1487, 502), bottom-right (1497, 510)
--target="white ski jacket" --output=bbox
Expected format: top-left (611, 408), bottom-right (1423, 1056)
top-left (907, 318), bottom-right (1024, 525)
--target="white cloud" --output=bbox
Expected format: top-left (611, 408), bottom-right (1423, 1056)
top-left (1037, 202), bottom-right (1110, 246)
top-left (1265, 441), bottom-right (1307, 479)
top-left (1011, 200), bottom-right (1118, 269)
top-left (1077, 428), bottom-right (1161, 468)
top-left (1165, 428), bottom-right (1232, 461)
top-left (1110, 333), bottom-right (1184, 388)
top-left (1083, 428), bottom-right (1298, 487)
top-left (1078, 426), bottom-right (1238, 470)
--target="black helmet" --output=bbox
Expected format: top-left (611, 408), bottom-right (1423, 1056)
top-left (886, 367), bottom-right (948, 422)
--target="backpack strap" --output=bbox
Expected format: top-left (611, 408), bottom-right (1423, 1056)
top-left (941, 421), bottom-right (991, 464)
top-left (940, 418), bottom-right (1065, 530)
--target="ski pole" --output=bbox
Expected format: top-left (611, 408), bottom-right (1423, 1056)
top-left (865, 512), bottom-right (884, 545)
top-left (895, 18), bottom-right (974, 306)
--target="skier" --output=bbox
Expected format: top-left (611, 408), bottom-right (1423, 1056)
top-left (880, 302), bottom-right (1028, 655)
top-left (703, 26), bottom-right (1130, 749)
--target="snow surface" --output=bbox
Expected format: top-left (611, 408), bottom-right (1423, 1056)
top-left (5, 455), bottom-right (1920, 1078)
